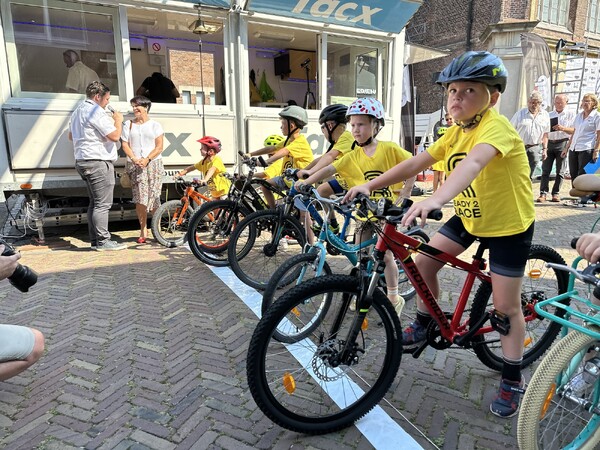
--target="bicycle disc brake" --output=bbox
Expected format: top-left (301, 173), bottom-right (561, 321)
top-left (426, 312), bottom-right (454, 350)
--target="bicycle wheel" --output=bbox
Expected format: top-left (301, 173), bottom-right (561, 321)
top-left (151, 200), bottom-right (194, 248)
top-left (228, 209), bottom-right (306, 290)
top-left (261, 252), bottom-right (333, 341)
top-left (246, 275), bottom-right (402, 434)
top-left (187, 200), bottom-right (250, 267)
top-left (517, 330), bottom-right (600, 450)
top-left (470, 244), bottom-right (569, 372)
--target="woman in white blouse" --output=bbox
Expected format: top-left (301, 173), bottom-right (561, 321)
top-left (121, 96), bottom-right (165, 243)
top-left (561, 93), bottom-right (600, 184)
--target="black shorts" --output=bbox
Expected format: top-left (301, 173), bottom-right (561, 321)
top-left (438, 215), bottom-right (534, 277)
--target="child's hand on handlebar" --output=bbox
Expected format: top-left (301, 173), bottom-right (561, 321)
top-left (343, 185), bottom-right (371, 204)
top-left (576, 233), bottom-right (600, 264)
top-left (401, 197), bottom-right (444, 228)
top-left (296, 169), bottom-right (310, 180)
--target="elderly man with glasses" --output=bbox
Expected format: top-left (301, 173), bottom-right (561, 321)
top-left (510, 91), bottom-right (551, 180)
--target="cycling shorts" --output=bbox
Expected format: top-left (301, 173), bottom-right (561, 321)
top-left (0, 324), bottom-right (34, 361)
top-left (438, 215), bottom-right (534, 277)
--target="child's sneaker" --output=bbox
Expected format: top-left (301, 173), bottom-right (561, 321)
top-left (490, 377), bottom-right (525, 418)
top-left (402, 321), bottom-right (427, 345)
top-left (391, 296), bottom-right (405, 316)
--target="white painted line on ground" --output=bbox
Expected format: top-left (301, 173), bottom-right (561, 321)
top-left (208, 264), bottom-right (424, 450)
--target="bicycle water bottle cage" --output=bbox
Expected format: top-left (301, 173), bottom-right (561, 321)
top-left (490, 310), bottom-right (511, 336)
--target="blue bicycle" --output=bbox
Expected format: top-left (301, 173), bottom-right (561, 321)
top-left (261, 187), bottom-right (429, 342)
top-left (518, 254), bottom-right (600, 449)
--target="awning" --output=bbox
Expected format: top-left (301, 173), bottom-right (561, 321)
top-left (404, 43), bottom-right (449, 64)
top-left (178, 0), bottom-right (231, 8)
top-left (246, 0), bottom-right (423, 34)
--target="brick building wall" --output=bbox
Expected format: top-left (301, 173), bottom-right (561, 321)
top-left (170, 49), bottom-right (215, 105)
top-left (407, 0), bottom-right (498, 113)
top-left (407, 0), bottom-right (600, 114)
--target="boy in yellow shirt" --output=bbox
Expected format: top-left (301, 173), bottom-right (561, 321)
top-left (345, 51), bottom-right (534, 418)
top-left (247, 106), bottom-right (313, 208)
top-left (298, 97), bottom-right (415, 315)
top-left (176, 136), bottom-right (230, 199)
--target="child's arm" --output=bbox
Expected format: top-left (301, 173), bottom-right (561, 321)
top-left (344, 151), bottom-right (434, 202)
top-left (248, 146), bottom-right (276, 157)
top-left (297, 150), bottom-right (340, 180)
top-left (401, 144), bottom-right (498, 227)
top-left (175, 165), bottom-right (196, 178)
top-left (264, 147), bottom-right (290, 165)
top-left (298, 164), bottom-right (337, 188)
top-left (202, 166), bottom-right (218, 185)
top-left (395, 175), bottom-right (417, 204)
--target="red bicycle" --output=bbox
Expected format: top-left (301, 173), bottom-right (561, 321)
top-left (246, 195), bottom-right (569, 434)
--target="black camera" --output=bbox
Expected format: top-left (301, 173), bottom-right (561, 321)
top-left (300, 58), bottom-right (311, 68)
top-left (0, 239), bottom-right (38, 293)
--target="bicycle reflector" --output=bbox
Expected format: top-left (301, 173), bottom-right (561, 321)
top-left (528, 269), bottom-right (542, 279)
top-left (283, 372), bottom-right (296, 394)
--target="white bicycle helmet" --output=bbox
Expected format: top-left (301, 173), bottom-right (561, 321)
top-left (346, 98), bottom-right (385, 127)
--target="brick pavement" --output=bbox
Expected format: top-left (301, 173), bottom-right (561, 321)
top-left (0, 179), bottom-right (598, 449)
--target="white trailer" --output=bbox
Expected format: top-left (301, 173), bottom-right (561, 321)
top-left (0, 0), bottom-right (422, 233)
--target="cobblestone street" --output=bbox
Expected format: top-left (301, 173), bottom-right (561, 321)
top-left (0, 179), bottom-right (597, 449)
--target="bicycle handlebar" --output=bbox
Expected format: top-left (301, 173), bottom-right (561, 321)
top-left (547, 262), bottom-right (600, 287)
top-left (353, 193), bottom-right (443, 222)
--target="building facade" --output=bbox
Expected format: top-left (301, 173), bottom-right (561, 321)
top-left (407, 0), bottom-right (600, 117)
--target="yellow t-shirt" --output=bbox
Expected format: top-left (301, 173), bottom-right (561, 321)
top-left (428, 107), bottom-right (534, 237)
top-left (274, 134), bottom-right (314, 172)
top-left (194, 155), bottom-right (231, 198)
top-left (432, 159), bottom-right (445, 172)
top-left (331, 130), bottom-right (359, 190)
top-left (333, 141), bottom-right (412, 200)
top-left (263, 158), bottom-right (284, 180)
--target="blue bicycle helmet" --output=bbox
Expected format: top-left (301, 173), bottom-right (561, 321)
top-left (436, 51), bottom-right (508, 94)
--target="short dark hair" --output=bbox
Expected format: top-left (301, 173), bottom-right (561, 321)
top-left (86, 81), bottom-right (110, 99)
top-left (130, 95), bottom-right (152, 112)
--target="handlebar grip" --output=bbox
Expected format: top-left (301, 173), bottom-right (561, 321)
top-left (301, 172), bottom-right (309, 179)
top-left (428, 210), bottom-right (444, 221)
top-left (258, 156), bottom-right (268, 168)
top-left (238, 151), bottom-right (245, 157)
top-left (571, 237), bottom-right (579, 249)
top-left (296, 183), bottom-right (312, 194)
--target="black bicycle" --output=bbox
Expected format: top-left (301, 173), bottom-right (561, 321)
top-left (186, 153), bottom-right (286, 266)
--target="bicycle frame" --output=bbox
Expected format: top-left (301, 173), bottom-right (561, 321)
top-left (172, 180), bottom-right (211, 227)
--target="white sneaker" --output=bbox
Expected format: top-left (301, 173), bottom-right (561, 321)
top-left (391, 296), bottom-right (405, 316)
top-left (96, 240), bottom-right (127, 251)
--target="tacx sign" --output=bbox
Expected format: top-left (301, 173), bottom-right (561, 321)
top-left (247, 0), bottom-right (422, 33)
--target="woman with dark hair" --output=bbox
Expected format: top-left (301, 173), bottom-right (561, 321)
top-left (121, 96), bottom-right (165, 243)
top-left (136, 72), bottom-right (180, 103)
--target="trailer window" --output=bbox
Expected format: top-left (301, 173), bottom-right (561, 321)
top-left (4, 1), bottom-right (121, 98)
top-left (326, 41), bottom-right (387, 106)
top-left (127, 10), bottom-right (227, 107)
top-left (248, 23), bottom-right (319, 109)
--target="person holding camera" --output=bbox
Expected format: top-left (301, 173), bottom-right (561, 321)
top-left (0, 244), bottom-right (44, 381)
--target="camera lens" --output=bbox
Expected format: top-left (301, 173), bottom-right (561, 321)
top-left (9, 264), bottom-right (38, 293)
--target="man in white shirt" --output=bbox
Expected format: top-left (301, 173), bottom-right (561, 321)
top-left (69, 81), bottom-right (125, 251)
top-left (63, 50), bottom-right (99, 94)
top-left (510, 91), bottom-right (551, 179)
top-left (538, 93), bottom-right (575, 202)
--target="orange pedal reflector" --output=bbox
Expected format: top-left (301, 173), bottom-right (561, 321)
top-left (528, 269), bottom-right (542, 279)
top-left (291, 307), bottom-right (300, 317)
top-left (283, 372), bottom-right (296, 394)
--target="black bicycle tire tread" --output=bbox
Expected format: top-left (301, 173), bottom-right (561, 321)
top-left (228, 209), bottom-right (307, 289)
top-left (151, 199), bottom-right (193, 247)
top-left (247, 274), bottom-right (402, 434)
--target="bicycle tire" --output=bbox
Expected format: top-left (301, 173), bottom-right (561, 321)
top-left (470, 244), bottom-right (569, 371)
top-left (151, 200), bottom-right (194, 248)
top-left (246, 274), bottom-right (402, 434)
top-left (517, 329), bottom-right (600, 449)
top-left (261, 252), bottom-right (333, 341)
top-left (187, 200), bottom-right (250, 266)
top-left (228, 209), bottom-right (307, 290)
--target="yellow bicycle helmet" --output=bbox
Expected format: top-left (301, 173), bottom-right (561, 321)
top-left (263, 135), bottom-right (285, 147)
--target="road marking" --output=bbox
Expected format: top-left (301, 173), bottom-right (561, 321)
top-left (208, 264), bottom-right (424, 450)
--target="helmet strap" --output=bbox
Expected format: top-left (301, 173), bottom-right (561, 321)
top-left (325, 122), bottom-right (342, 145)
